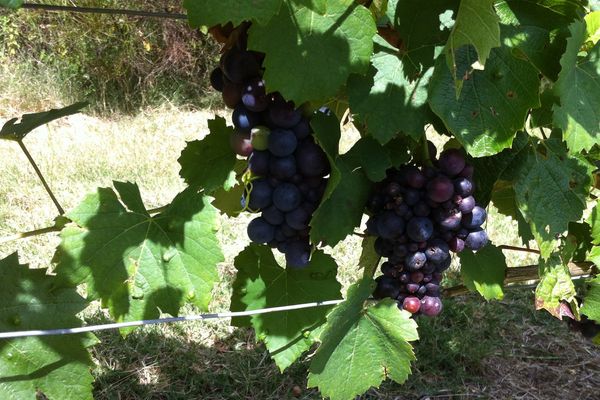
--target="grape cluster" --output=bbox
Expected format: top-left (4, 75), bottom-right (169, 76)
top-left (366, 147), bottom-right (488, 317)
top-left (209, 28), bottom-right (330, 268)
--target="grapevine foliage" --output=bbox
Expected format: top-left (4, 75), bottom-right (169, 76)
top-left (0, 1), bottom-right (600, 399)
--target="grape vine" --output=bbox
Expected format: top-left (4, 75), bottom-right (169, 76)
top-left (1, 1), bottom-right (600, 399)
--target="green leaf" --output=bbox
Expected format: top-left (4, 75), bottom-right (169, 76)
top-left (586, 11), bottom-right (600, 45)
top-left (459, 244), bottom-right (507, 300)
top-left (0, 0), bottom-right (23, 9)
top-left (230, 244), bottom-right (342, 371)
top-left (495, 0), bottom-right (586, 80)
top-left (531, 88), bottom-right (558, 128)
top-left (429, 46), bottom-right (540, 156)
top-left (183, 0), bottom-right (282, 27)
top-left (344, 136), bottom-right (393, 182)
top-left (359, 236), bottom-right (380, 278)
top-left (581, 276), bottom-right (600, 323)
top-left (211, 182), bottom-right (244, 217)
top-left (308, 279), bottom-right (418, 400)
top-left (567, 221), bottom-right (593, 262)
top-left (310, 158), bottom-right (371, 247)
top-left (589, 204), bottom-right (600, 245)
top-left (0, 102), bottom-right (88, 141)
top-left (0, 253), bottom-right (97, 400)
top-left (588, 245), bottom-right (600, 267)
top-left (490, 181), bottom-right (535, 243)
top-left (248, 0), bottom-right (376, 104)
top-left (513, 141), bottom-right (593, 258)
top-left (535, 252), bottom-right (577, 318)
top-left (553, 19), bottom-right (600, 153)
top-left (445, 0), bottom-right (500, 85)
top-left (54, 184), bottom-right (222, 327)
top-left (347, 35), bottom-right (433, 143)
top-left (470, 131), bottom-right (529, 205)
top-left (386, 0), bottom-right (459, 75)
top-left (178, 116), bottom-right (237, 193)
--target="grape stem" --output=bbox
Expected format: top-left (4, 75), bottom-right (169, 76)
top-left (497, 245), bottom-right (540, 255)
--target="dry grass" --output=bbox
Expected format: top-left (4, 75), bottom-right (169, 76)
top-left (0, 108), bottom-right (597, 399)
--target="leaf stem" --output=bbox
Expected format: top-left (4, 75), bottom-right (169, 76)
top-left (17, 140), bottom-right (65, 215)
top-left (0, 225), bottom-right (61, 245)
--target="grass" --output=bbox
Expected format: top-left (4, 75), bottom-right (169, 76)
top-left (0, 108), bottom-right (598, 399)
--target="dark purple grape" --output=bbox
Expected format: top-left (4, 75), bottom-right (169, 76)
top-left (424, 239), bottom-right (450, 264)
top-left (422, 262), bottom-right (436, 274)
top-left (277, 240), bottom-right (288, 253)
top-left (454, 177), bottom-right (473, 197)
top-left (220, 49), bottom-right (260, 84)
top-left (274, 228), bottom-right (286, 243)
top-left (406, 283), bottom-right (420, 294)
top-left (210, 67), bottom-right (224, 92)
top-left (399, 272), bottom-right (410, 283)
top-left (248, 150), bottom-right (269, 175)
top-left (465, 229), bottom-right (489, 250)
top-left (373, 276), bottom-right (401, 299)
top-left (403, 189), bottom-right (421, 206)
top-left (233, 104), bottom-right (260, 132)
top-left (425, 283), bottom-right (440, 296)
top-left (377, 211), bottom-right (406, 239)
top-left (410, 271), bottom-right (425, 283)
top-left (459, 164), bottom-right (474, 179)
top-left (242, 79), bottom-right (268, 112)
top-left (381, 262), bottom-right (396, 277)
top-left (408, 242), bottom-right (419, 253)
top-left (374, 237), bottom-right (394, 257)
top-left (438, 148), bottom-right (465, 177)
top-left (406, 217), bottom-right (434, 242)
top-left (417, 285), bottom-right (427, 296)
top-left (247, 217), bottom-right (275, 244)
top-left (386, 182), bottom-right (402, 197)
top-left (448, 237), bottom-right (465, 253)
top-left (413, 203), bottom-right (431, 217)
top-left (269, 100), bottom-right (302, 128)
top-left (367, 193), bottom-right (386, 213)
top-left (457, 228), bottom-right (469, 240)
top-left (421, 296), bottom-right (443, 316)
top-left (285, 240), bottom-right (311, 268)
top-left (296, 140), bottom-right (329, 177)
top-left (285, 207), bottom-right (310, 230)
top-left (422, 274), bottom-right (433, 283)
top-left (395, 203), bottom-right (410, 217)
top-left (269, 156), bottom-right (297, 180)
top-left (405, 167), bottom-right (426, 189)
top-left (393, 243), bottom-right (408, 258)
top-left (268, 129), bottom-right (297, 157)
top-left (222, 81), bottom-right (243, 109)
top-left (280, 223), bottom-right (297, 238)
top-left (457, 195), bottom-right (476, 213)
top-left (273, 183), bottom-right (302, 212)
top-left (402, 296), bottom-right (421, 313)
top-left (229, 131), bottom-right (253, 157)
top-left (462, 206), bottom-right (487, 229)
top-left (437, 209), bottom-right (462, 231)
top-left (262, 205), bottom-right (285, 225)
top-left (427, 175), bottom-right (454, 203)
top-left (434, 257), bottom-right (452, 272)
top-left (247, 178), bottom-right (272, 210)
top-left (405, 252), bottom-right (427, 271)
top-left (366, 215), bottom-right (380, 236)
top-left (292, 118), bottom-right (311, 139)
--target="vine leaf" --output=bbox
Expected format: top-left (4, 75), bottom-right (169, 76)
top-left (535, 252), bottom-right (577, 319)
top-left (183, 0), bottom-right (282, 27)
top-left (347, 35), bottom-right (433, 143)
top-left (178, 116), bottom-right (237, 193)
top-left (308, 279), bottom-right (418, 400)
top-left (230, 244), bottom-right (342, 372)
top-left (310, 114), bottom-right (372, 247)
top-left (496, 0), bottom-right (585, 81)
top-left (429, 45), bottom-right (540, 157)
top-left (588, 204), bottom-right (600, 245)
top-left (248, 0), bottom-right (376, 105)
top-left (513, 141), bottom-right (594, 259)
top-left (386, 0), bottom-right (459, 76)
top-left (54, 183), bottom-right (222, 329)
top-left (0, 102), bottom-right (88, 141)
top-left (582, 276), bottom-right (600, 323)
top-left (445, 0), bottom-right (500, 87)
top-left (359, 236), bottom-right (380, 278)
top-left (489, 181), bottom-right (534, 243)
top-left (0, 253), bottom-right (97, 400)
top-left (344, 136), bottom-right (393, 182)
top-left (459, 244), bottom-right (507, 301)
top-left (553, 18), bottom-right (600, 153)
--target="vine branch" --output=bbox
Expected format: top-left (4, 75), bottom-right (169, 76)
top-left (21, 3), bottom-right (187, 19)
top-left (497, 245), bottom-right (540, 254)
top-left (17, 140), bottom-right (65, 215)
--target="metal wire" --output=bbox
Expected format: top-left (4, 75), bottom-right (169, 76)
top-left (21, 3), bottom-right (188, 19)
top-left (0, 300), bottom-right (344, 339)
